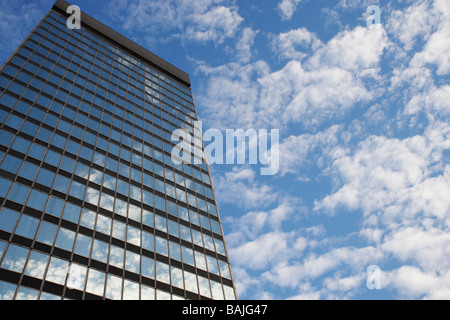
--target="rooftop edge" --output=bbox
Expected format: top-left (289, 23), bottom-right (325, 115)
top-left (53, 0), bottom-right (191, 87)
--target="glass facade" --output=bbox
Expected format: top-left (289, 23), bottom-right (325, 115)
top-left (0, 4), bottom-right (236, 300)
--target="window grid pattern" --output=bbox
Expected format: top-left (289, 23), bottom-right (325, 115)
top-left (0, 9), bottom-right (235, 300)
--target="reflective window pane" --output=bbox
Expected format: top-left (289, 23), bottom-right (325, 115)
top-left (105, 274), bottom-right (122, 300)
top-left (15, 214), bottom-right (39, 238)
top-left (125, 250), bottom-right (140, 274)
top-left (0, 208), bottom-right (20, 232)
top-left (123, 279), bottom-right (139, 300)
top-left (86, 268), bottom-right (105, 297)
top-left (0, 281), bottom-right (17, 300)
top-left (109, 245), bottom-right (124, 269)
top-left (1, 244), bottom-right (29, 272)
top-left (45, 257), bottom-right (69, 285)
top-left (24, 251), bottom-right (49, 279)
top-left (55, 227), bottom-right (76, 251)
top-left (67, 263), bottom-right (87, 291)
top-left (74, 233), bottom-right (92, 257)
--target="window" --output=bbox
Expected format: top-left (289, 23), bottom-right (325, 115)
top-left (92, 239), bottom-right (109, 263)
top-left (183, 269), bottom-right (198, 294)
top-left (116, 180), bottom-right (128, 197)
top-left (169, 241), bottom-right (181, 261)
top-left (85, 187), bottom-right (99, 206)
top-left (67, 263), bottom-right (87, 291)
top-left (171, 266), bottom-right (183, 290)
top-left (214, 239), bottom-right (226, 256)
top-left (112, 220), bottom-right (125, 241)
top-left (60, 156), bottom-right (75, 173)
top-left (11, 137), bottom-right (32, 154)
top-left (105, 156), bottom-right (118, 172)
top-left (126, 225), bottom-right (141, 246)
top-left (123, 280), bottom-right (139, 300)
top-left (142, 209), bottom-right (153, 228)
top-left (74, 161), bottom-right (89, 179)
top-left (36, 168), bottom-right (55, 187)
top-left (45, 196), bottom-right (64, 217)
top-left (154, 195), bottom-right (165, 212)
top-left (125, 250), bottom-right (140, 273)
top-left (0, 208), bottom-right (20, 232)
top-left (68, 180), bottom-right (86, 199)
top-left (50, 133), bottom-right (67, 149)
top-left (21, 121), bottom-right (39, 137)
top-left (105, 274), bottom-right (122, 300)
top-left (55, 227), bottom-right (76, 251)
top-left (0, 177), bottom-right (12, 198)
top-left (18, 162), bottom-right (39, 181)
top-left (0, 155), bottom-right (23, 174)
top-left (179, 224), bottom-right (192, 243)
top-left (206, 256), bottom-right (219, 275)
top-left (35, 221), bottom-right (57, 245)
top-left (26, 189), bottom-right (48, 211)
top-left (62, 202), bottom-right (81, 224)
top-left (96, 214), bottom-right (111, 235)
top-left (0, 93), bottom-right (18, 109)
top-left (43, 150), bottom-right (61, 167)
top-left (1, 244), bottom-right (29, 273)
top-left (155, 261), bottom-right (170, 284)
top-left (155, 236), bottom-right (168, 256)
top-left (155, 215), bottom-right (167, 233)
top-left (141, 256), bottom-right (154, 279)
top-left (24, 251), bottom-right (49, 279)
top-left (73, 230), bottom-right (92, 259)
top-left (198, 275), bottom-right (211, 298)
top-left (53, 175), bottom-right (70, 193)
top-left (128, 202), bottom-right (141, 222)
top-left (79, 209), bottom-right (96, 229)
top-left (46, 257), bottom-right (69, 285)
top-left (0, 130), bottom-right (14, 148)
top-left (7, 183), bottom-right (30, 204)
top-left (109, 244), bottom-right (124, 269)
top-left (167, 220), bottom-right (179, 238)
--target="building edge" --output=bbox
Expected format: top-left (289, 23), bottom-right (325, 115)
top-left (53, 0), bottom-right (191, 88)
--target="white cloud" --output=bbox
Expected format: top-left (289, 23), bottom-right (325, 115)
top-left (196, 60), bottom-right (270, 129)
top-left (211, 166), bottom-right (277, 209)
top-left (277, 0), bottom-right (302, 21)
top-left (0, 0), bottom-right (49, 60)
top-left (306, 26), bottom-right (389, 73)
top-left (278, 125), bottom-right (342, 178)
top-left (279, 62), bottom-right (374, 126)
top-left (270, 27), bottom-right (322, 60)
top-left (286, 282), bottom-right (324, 300)
top-left (336, 0), bottom-right (379, 10)
top-left (382, 227), bottom-right (450, 271)
top-left (315, 121), bottom-right (450, 220)
top-left (323, 273), bottom-right (366, 293)
top-left (185, 5), bottom-right (243, 44)
top-left (261, 246), bottom-right (382, 290)
top-left (386, 0), bottom-right (450, 100)
top-left (404, 85), bottom-right (450, 118)
top-left (385, 266), bottom-right (450, 299)
top-left (229, 231), bottom-right (294, 270)
top-left (235, 27), bottom-right (258, 63)
top-left (386, 0), bottom-right (435, 51)
top-left (106, 0), bottom-right (243, 45)
top-left (410, 26), bottom-right (450, 76)
top-left (197, 25), bottom-right (388, 129)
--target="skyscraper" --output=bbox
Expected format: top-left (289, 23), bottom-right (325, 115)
top-left (0, 0), bottom-right (236, 300)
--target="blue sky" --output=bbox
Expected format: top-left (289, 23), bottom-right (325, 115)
top-left (1, 0), bottom-right (449, 300)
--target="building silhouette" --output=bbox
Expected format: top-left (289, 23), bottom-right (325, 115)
top-left (0, 0), bottom-right (236, 300)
